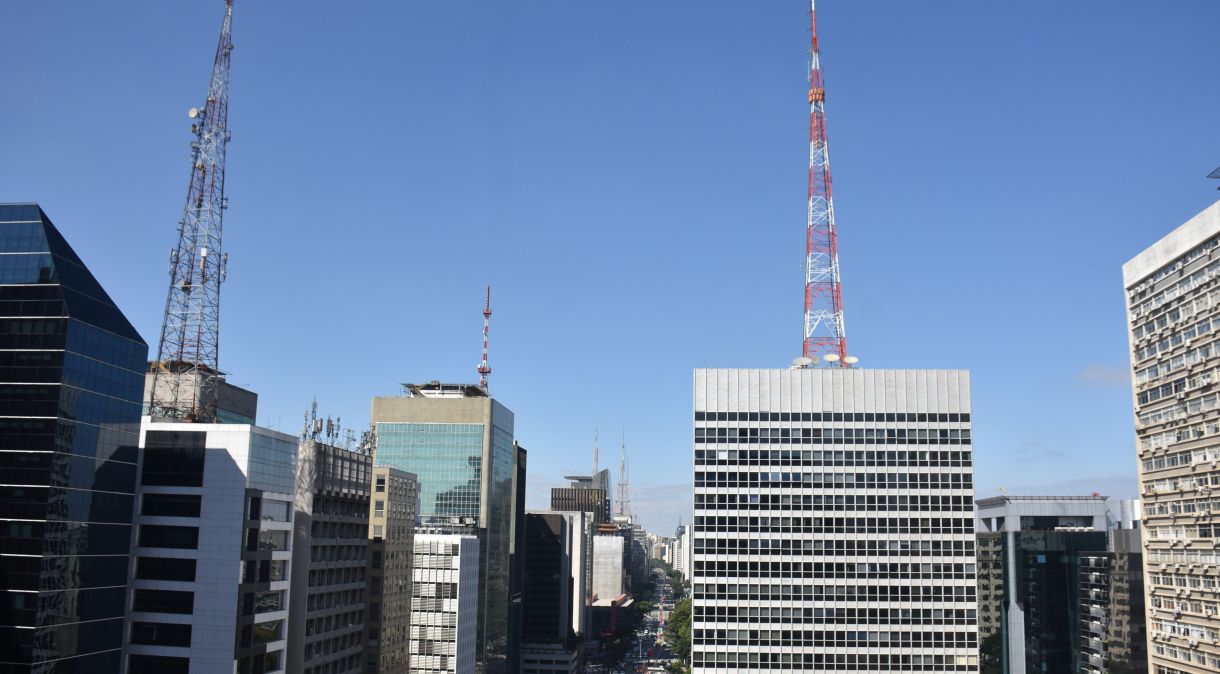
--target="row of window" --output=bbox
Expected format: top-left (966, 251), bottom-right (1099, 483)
top-left (693, 606), bottom-right (978, 625)
top-left (1141, 420), bottom-right (1220, 451)
top-left (1136, 338), bottom-right (1215, 386)
top-left (1143, 447), bottom-right (1220, 473)
top-left (695, 493), bottom-right (974, 512)
top-left (692, 630), bottom-right (976, 648)
top-left (698, 561), bottom-right (976, 581)
top-left (695, 449), bottom-right (972, 467)
top-left (690, 652), bottom-right (977, 670)
top-left (695, 471), bottom-right (973, 489)
top-left (695, 427), bottom-right (972, 446)
top-left (1148, 572), bottom-right (1220, 591)
top-left (1138, 391), bottom-right (1220, 426)
top-left (1128, 247), bottom-right (1220, 320)
top-left (1152, 643), bottom-right (1220, 671)
top-left (693, 516), bottom-right (974, 535)
top-left (696, 411), bottom-right (970, 423)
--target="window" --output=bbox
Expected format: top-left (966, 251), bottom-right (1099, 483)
top-left (136, 556), bottom-right (196, 582)
top-left (131, 621), bottom-right (192, 647)
top-left (252, 619), bottom-right (284, 644)
top-left (374, 500), bottom-right (385, 516)
top-left (141, 494), bottom-right (201, 518)
top-left (375, 476), bottom-right (386, 492)
top-left (261, 499), bottom-right (291, 522)
top-left (139, 525), bottom-right (199, 550)
top-left (132, 589), bottom-right (194, 614)
top-left (373, 525), bottom-right (384, 540)
top-left (129, 655), bottom-right (190, 674)
top-left (141, 431), bottom-right (206, 487)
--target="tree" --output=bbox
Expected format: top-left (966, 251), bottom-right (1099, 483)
top-left (664, 598), bottom-right (692, 662)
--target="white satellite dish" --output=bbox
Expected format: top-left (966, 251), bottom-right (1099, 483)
top-left (188, 107), bottom-right (200, 119)
top-left (823, 354), bottom-right (840, 362)
top-left (844, 356), bottom-right (859, 364)
top-left (792, 357), bottom-right (814, 368)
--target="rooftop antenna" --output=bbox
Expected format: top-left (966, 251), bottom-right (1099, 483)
top-left (148, 0), bottom-right (235, 422)
top-left (800, 0), bottom-right (851, 369)
top-left (592, 428), bottom-right (599, 488)
top-left (616, 429), bottom-right (631, 519)
top-left (478, 286), bottom-right (492, 391)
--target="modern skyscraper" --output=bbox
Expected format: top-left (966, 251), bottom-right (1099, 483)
top-left (125, 421), bottom-right (299, 674)
top-left (410, 532), bottom-right (480, 674)
top-left (1124, 199), bottom-right (1220, 674)
top-left (1079, 525), bottom-right (1147, 674)
top-left (0, 204), bottom-right (148, 673)
top-left (690, 368), bottom-right (979, 673)
top-left (288, 439), bottom-right (373, 674)
top-left (520, 512), bottom-right (579, 674)
top-left (372, 381), bottom-right (518, 674)
top-left (366, 466), bottom-right (419, 674)
top-left (975, 496), bottom-right (1111, 674)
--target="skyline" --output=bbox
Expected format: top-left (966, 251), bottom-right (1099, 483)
top-left (3, 1), bottom-right (1219, 532)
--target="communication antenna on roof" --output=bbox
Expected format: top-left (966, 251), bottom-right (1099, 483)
top-left (478, 286), bottom-right (492, 392)
top-left (592, 428), bottom-right (600, 488)
top-left (616, 430), bottom-right (631, 518)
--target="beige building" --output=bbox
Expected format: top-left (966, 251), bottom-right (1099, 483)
top-left (367, 466), bottom-right (419, 673)
top-left (1125, 200), bottom-right (1220, 674)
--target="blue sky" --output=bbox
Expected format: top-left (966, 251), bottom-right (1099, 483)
top-left (2, 1), bottom-right (1217, 534)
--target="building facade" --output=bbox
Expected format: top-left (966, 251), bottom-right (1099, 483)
top-left (367, 466), bottom-right (419, 674)
top-left (975, 496), bottom-right (1110, 674)
top-left (1125, 199), bottom-right (1220, 674)
top-left (691, 368), bottom-right (979, 673)
top-left (521, 513), bottom-right (579, 673)
top-left (288, 440), bottom-right (373, 674)
top-left (0, 204), bottom-right (148, 673)
top-left (1079, 527), bottom-right (1147, 674)
top-left (371, 382), bottom-right (518, 674)
top-left (592, 534), bottom-right (625, 602)
top-left (410, 532), bottom-right (479, 674)
top-left (125, 421), bottom-right (298, 674)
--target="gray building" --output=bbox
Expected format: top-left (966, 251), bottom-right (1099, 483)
top-left (0, 204), bottom-right (148, 674)
top-left (691, 368), bottom-right (979, 673)
top-left (371, 381), bottom-right (518, 674)
top-left (288, 439), bottom-right (373, 674)
top-left (1124, 199), bottom-right (1220, 674)
top-left (592, 534), bottom-right (625, 602)
top-left (411, 532), bottom-right (480, 674)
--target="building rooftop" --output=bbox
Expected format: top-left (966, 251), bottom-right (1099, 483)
top-left (976, 495), bottom-right (1108, 506)
top-left (401, 381), bottom-right (488, 398)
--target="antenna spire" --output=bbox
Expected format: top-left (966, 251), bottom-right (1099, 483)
top-left (616, 430), bottom-right (631, 518)
top-left (477, 286), bottom-right (492, 391)
top-left (592, 429), bottom-right (599, 486)
top-left (148, 0), bottom-right (235, 421)
top-left (801, 0), bottom-right (849, 367)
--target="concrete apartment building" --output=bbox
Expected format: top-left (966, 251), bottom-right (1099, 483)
top-left (366, 466), bottom-right (419, 674)
top-left (125, 421), bottom-right (298, 674)
top-left (691, 368), bottom-right (979, 673)
top-left (1125, 199), bottom-right (1220, 674)
top-left (410, 532), bottom-right (479, 674)
top-left (288, 439), bottom-right (373, 674)
top-left (372, 381), bottom-right (520, 674)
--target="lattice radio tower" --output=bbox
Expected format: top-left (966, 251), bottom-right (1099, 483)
top-left (148, 0), bottom-right (235, 422)
top-left (478, 286), bottom-right (492, 391)
top-left (801, 0), bottom-right (850, 367)
top-left (616, 432), bottom-right (631, 518)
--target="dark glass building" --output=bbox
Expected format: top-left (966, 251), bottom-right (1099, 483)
top-left (0, 204), bottom-right (148, 673)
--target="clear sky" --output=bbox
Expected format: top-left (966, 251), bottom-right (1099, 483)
top-left (2, 1), bottom-right (1218, 534)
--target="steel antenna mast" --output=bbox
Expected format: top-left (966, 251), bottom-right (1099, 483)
top-left (149, 0), bottom-right (235, 422)
top-left (478, 286), bottom-right (492, 391)
top-left (802, 0), bottom-right (849, 367)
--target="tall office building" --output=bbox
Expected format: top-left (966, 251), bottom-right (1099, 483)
top-left (1124, 199), bottom-right (1220, 674)
top-left (1079, 526), bottom-right (1147, 674)
top-left (0, 204), bottom-right (148, 673)
top-left (288, 440), bottom-right (373, 674)
top-left (975, 496), bottom-right (1111, 674)
top-left (125, 421), bottom-right (298, 674)
top-left (691, 368), bottom-right (979, 673)
top-left (410, 532), bottom-right (480, 674)
top-left (372, 381), bottom-right (518, 674)
top-left (520, 512), bottom-right (579, 674)
top-left (366, 466), bottom-right (419, 674)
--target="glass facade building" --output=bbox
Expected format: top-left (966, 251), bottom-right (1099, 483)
top-left (0, 204), bottom-right (148, 673)
top-left (372, 389), bottom-right (517, 674)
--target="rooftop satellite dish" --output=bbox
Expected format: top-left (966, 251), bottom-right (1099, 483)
top-left (823, 354), bottom-right (840, 362)
top-left (844, 356), bottom-right (859, 364)
top-left (792, 357), bottom-right (814, 368)
top-left (188, 107), bottom-right (200, 119)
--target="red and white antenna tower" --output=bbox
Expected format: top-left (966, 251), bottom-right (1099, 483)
top-left (477, 286), bottom-right (492, 391)
top-left (801, 0), bottom-right (850, 367)
top-left (615, 431), bottom-right (631, 518)
top-left (149, 0), bottom-right (235, 421)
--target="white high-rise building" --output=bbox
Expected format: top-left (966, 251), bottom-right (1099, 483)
top-left (691, 368), bottom-right (979, 673)
top-left (1124, 199), bottom-right (1220, 674)
top-left (410, 532), bottom-right (479, 674)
